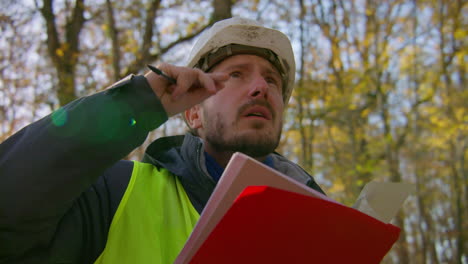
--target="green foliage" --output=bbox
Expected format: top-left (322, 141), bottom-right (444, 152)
top-left (282, 0), bottom-right (467, 263)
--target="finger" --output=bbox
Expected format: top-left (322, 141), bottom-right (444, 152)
top-left (197, 72), bottom-right (217, 94)
top-left (171, 69), bottom-right (198, 99)
top-left (209, 72), bottom-right (230, 82)
top-left (165, 83), bottom-right (216, 116)
top-left (209, 72), bottom-right (229, 91)
top-left (173, 69), bottom-right (218, 99)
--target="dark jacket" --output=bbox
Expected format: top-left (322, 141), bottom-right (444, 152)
top-left (0, 75), bottom-right (324, 263)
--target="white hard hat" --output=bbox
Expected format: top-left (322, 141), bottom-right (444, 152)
top-left (187, 17), bottom-right (296, 104)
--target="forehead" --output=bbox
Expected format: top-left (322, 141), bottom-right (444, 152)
top-left (211, 54), bottom-right (281, 75)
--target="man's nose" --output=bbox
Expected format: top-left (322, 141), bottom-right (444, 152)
top-left (248, 75), bottom-right (268, 98)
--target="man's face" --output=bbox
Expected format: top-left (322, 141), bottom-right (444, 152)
top-left (197, 54), bottom-right (285, 157)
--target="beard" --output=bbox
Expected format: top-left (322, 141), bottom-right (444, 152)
top-left (202, 100), bottom-right (282, 158)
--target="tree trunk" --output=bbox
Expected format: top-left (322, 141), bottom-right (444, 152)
top-left (380, 84), bottom-right (410, 263)
top-left (437, 0), bottom-right (467, 261)
top-left (388, 149), bottom-right (410, 263)
top-left (296, 0), bottom-right (310, 169)
top-left (212, 0), bottom-right (232, 22)
top-left (40, 0), bottom-right (85, 106)
top-left (56, 68), bottom-right (77, 106)
top-left (105, 0), bottom-right (121, 82)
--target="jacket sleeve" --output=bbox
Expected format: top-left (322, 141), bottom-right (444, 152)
top-left (0, 75), bottom-right (168, 262)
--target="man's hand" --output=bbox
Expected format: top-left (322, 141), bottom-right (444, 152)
top-left (145, 63), bottom-right (228, 117)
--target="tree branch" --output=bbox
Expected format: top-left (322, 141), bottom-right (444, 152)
top-left (122, 0), bottom-right (232, 76)
top-left (123, 22), bottom-right (211, 76)
top-left (140, 0), bottom-right (161, 59)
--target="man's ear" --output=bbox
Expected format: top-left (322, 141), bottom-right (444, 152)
top-left (184, 105), bottom-right (203, 130)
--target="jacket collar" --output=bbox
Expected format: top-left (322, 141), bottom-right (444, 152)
top-left (142, 133), bottom-right (324, 213)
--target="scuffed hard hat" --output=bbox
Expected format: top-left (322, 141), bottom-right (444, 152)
top-left (187, 17), bottom-right (296, 104)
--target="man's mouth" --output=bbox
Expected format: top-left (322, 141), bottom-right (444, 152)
top-left (247, 112), bottom-right (265, 117)
top-left (242, 106), bottom-right (272, 120)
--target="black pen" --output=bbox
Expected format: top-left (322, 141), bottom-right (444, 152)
top-left (147, 64), bottom-right (177, 84)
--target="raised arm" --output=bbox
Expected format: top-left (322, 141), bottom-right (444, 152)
top-left (0, 66), bottom-right (227, 262)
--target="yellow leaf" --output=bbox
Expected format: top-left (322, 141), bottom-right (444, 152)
top-left (454, 28), bottom-right (467, 40)
top-left (361, 108), bottom-right (371, 118)
top-left (56, 48), bottom-right (64, 57)
top-left (329, 180), bottom-right (345, 193)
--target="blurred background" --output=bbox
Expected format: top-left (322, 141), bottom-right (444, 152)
top-left (0, 0), bottom-right (466, 263)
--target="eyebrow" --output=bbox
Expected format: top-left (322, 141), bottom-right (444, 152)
top-left (224, 63), bottom-right (282, 79)
top-left (223, 63), bottom-right (250, 72)
top-left (264, 68), bottom-right (282, 80)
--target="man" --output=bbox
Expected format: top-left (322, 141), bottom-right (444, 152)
top-left (0, 17), bottom-right (324, 263)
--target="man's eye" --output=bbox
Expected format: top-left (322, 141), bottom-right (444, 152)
top-left (266, 77), bottom-right (280, 87)
top-left (230, 71), bottom-right (241, 78)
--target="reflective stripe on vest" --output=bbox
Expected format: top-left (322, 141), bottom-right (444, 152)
top-left (94, 161), bottom-right (200, 264)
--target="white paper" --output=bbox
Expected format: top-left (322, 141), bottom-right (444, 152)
top-left (353, 181), bottom-right (415, 223)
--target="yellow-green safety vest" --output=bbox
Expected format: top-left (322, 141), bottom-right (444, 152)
top-left (94, 161), bottom-right (200, 264)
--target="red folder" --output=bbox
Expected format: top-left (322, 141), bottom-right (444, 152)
top-left (189, 186), bottom-right (400, 264)
top-left (175, 153), bottom-right (401, 264)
